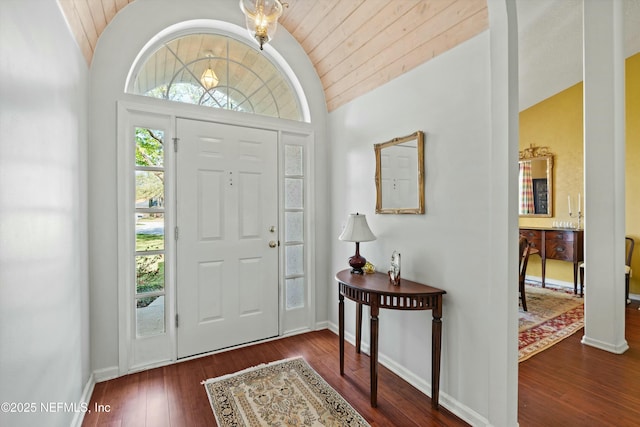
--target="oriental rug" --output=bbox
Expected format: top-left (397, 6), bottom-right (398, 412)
top-left (203, 357), bottom-right (370, 427)
top-left (519, 284), bottom-right (584, 362)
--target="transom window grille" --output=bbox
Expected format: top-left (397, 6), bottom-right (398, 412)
top-left (129, 33), bottom-right (302, 121)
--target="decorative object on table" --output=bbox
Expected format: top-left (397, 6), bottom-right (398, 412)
top-left (568, 193), bottom-right (584, 229)
top-left (518, 283), bottom-right (584, 362)
top-left (203, 356), bottom-right (370, 427)
top-left (374, 131), bottom-right (425, 214)
top-left (239, 0), bottom-right (288, 51)
top-left (338, 213), bottom-right (376, 274)
top-left (363, 261), bottom-right (376, 274)
top-left (388, 250), bottom-right (401, 285)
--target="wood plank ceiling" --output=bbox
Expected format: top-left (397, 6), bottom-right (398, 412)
top-left (57, 0), bottom-right (488, 112)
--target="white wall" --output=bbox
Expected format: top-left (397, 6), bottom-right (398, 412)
top-left (88, 0), bottom-right (328, 373)
top-left (0, 1), bottom-right (90, 426)
top-left (328, 32), bottom-right (505, 425)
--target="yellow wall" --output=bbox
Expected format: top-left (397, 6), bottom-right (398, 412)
top-left (626, 53), bottom-right (640, 294)
top-left (519, 52), bottom-right (640, 291)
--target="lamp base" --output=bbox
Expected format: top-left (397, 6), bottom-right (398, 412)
top-left (348, 254), bottom-right (366, 275)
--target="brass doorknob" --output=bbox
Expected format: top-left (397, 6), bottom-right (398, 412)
top-left (269, 241), bottom-right (277, 248)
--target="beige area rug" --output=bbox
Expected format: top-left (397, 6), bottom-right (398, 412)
top-left (519, 284), bottom-right (584, 362)
top-left (203, 357), bottom-right (370, 427)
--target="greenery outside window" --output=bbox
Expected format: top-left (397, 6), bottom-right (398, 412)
top-left (134, 127), bottom-right (166, 337)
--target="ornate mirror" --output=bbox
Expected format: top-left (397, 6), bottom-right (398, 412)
top-left (519, 145), bottom-right (553, 217)
top-left (374, 131), bottom-right (425, 214)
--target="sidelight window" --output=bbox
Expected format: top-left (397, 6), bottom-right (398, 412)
top-left (284, 144), bottom-right (305, 310)
top-left (134, 127), bottom-right (166, 337)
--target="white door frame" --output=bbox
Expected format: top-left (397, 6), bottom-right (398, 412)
top-left (116, 98), bottom-right (316, 374)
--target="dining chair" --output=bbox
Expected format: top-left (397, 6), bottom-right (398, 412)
top-left (578, 236), bottom-right (634, 303)
top-left (519, 237), bottom-right (531, 311)
top-left (625, 237), bottom-right (635, 304)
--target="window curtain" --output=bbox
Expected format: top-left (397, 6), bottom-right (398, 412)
top-left (519, 160), bottom-right (535, 214)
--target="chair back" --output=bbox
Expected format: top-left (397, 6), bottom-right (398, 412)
top-left (519, 237), bottom-right (531, 277)
top-left (626, 237), bottom-right (635, 267)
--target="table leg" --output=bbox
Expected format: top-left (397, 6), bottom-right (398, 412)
top-left (370, 303), bottom-right (379, 407)
top-left (541, 258), bottom-right (546, 287)
top-left (431, 299), bottom-right (443, 409)
top-left (339, 292), bottom-right (345, 376)
top-left (356, 302), bottom-right (362, 354)
top-left (573, 262), bottom-right (579, 294)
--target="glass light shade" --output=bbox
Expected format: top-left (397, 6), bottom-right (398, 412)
top-left (200, 67), bottom-right (219, 90)
top-left (239, 0), bottom-right (284, 50)
top-left (338, 213), bottom-right (376, 243)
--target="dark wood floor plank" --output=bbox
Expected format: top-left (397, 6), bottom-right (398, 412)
top-left (84, 304), bottom-right (640, 426)
top-left (83, 330), bottom-right (468, 426)
top-left (518, 302), bottom-right (640, 426)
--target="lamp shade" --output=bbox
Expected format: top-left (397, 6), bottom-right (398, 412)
top-left (339, 213), bottom-right (376, 242)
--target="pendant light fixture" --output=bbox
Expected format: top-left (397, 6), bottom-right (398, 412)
top-left (239, 0), bottom-right (287, 50)
top-left (200, 55), bottom-right (219, 90)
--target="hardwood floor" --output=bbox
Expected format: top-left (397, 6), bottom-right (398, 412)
top-left (83, 304), bottom-right (640, 426)
top-left (519, 301), bottom-right (640, 426)
top-left (82, 330), bottom-right (466, 426)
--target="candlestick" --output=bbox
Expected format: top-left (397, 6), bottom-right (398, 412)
top-left (569, 210), bottom-right (584, 229)
top-left (568, 195), bottom-right (572, 215)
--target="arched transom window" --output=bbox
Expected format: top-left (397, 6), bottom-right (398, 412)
top-left (129, 33), bottom-right (302, 121)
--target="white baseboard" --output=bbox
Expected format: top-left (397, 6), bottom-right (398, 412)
top-left (326, 321), bottom-right (488, 426)
top-left (524, 275), bottom-right (576, 290)
top-left (70, 373), bottom-right (96, 427)
top-left (527, 275), bottom-right (640, 303)
top-left (581, 335), bottom-right (629, 354)
top-left (93, 366), bottom-right (119, 383)
top-left (314, 320), bottom-right (329, 330)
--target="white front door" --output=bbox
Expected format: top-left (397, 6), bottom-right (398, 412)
top-left (176, 118), bottom-right (279, 358)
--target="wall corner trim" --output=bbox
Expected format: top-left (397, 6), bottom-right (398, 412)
top-left (70, 373), bottom-right (96, 427)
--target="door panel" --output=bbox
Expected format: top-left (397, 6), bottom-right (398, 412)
top-left (176, 118), bottom-right (279, 358)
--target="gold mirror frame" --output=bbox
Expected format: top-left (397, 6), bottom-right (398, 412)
top-left (519, 145), bottom-right (554, 217)
top-left (374, 131), bottom-right (425, 214)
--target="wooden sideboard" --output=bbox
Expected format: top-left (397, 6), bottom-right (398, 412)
top-left (519, 227), bottom-right (584, 294)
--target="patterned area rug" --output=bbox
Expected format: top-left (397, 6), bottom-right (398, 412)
top-left (519, 284), bottom-right (584, 362)
top-left (203, 357), bottom-right (370, 427)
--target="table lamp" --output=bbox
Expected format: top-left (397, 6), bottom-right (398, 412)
top-left (339, 213), bottom-right (376, 274)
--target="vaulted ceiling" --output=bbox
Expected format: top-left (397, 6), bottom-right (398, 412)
top-left (517, 0), bottom-right (640, 110)
top-left (56, 0), bottom-right (640, 113)
top-left (57, 0), bottom-right (488, 111)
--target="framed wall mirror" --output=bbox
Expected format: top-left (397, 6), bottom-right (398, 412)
top-left (519, 145), bottom-right (554, 217)
top-left (374, 131), bottom-right (425, 214)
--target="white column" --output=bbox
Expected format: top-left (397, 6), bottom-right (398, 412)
top-left (487, 0), bottom-right (519, 425)
top-left (581, 0), bottom-right (627, 353)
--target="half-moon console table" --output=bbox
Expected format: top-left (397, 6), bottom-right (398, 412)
top-left (336, 269), bottom-right (446, 409)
